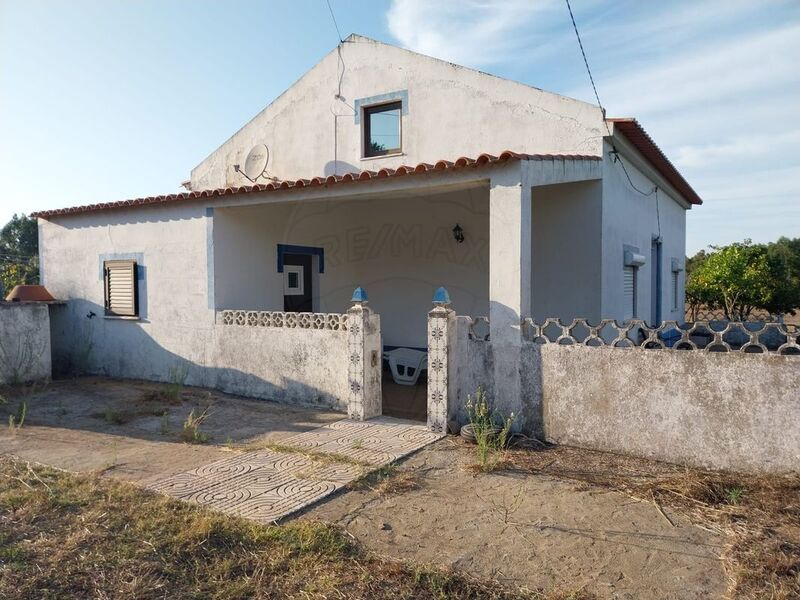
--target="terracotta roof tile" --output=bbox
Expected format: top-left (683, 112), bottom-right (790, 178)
top-left (607, 118), bottom-right (702, 205)
top-left (32, 151), bottom-right (601, 219)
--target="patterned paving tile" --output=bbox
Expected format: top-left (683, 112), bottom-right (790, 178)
top-left (148, 416), bottom-right (441, 523)
top-left (279, 416), bottom-right (442, 466)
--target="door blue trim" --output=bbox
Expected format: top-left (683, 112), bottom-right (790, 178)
top-left (277, 244), bottom-right (324, 273)
top-left (651, 238), bottom-right (662, 325)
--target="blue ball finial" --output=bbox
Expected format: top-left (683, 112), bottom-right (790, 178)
top-left (351, 286), bottom-right (368, 303)
top-left (432, 286), bottom-right (451, 305)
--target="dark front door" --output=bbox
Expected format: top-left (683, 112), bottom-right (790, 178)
top-left (651, 239), bottom-right (662, 325)
top-left (283, 253), bottom-right (313, 312)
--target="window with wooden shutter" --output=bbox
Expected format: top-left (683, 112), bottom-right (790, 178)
top-left (104, 259), bottom-right (138, 317)
top-left (623, 266), bottom-right (636, 321)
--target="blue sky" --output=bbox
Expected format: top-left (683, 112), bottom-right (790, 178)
top-left (1, 0), bottom-right (797, 254)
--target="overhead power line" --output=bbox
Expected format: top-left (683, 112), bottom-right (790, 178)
top-left (325, 0), bottom-right (343, 43)
top-left (564, 0), bottom-right (657, 205)
top-left (565, 0), bottom-right (608, 132)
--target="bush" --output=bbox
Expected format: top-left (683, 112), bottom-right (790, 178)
top-left (466, 387), bottom-right (514, 472)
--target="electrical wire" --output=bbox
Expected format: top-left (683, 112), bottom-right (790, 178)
top-left (564, 0), bottom-right (658, 200)
top-left (655, 188), bottom-right (662, 239)
top-left (326, 0), bottom-right (348, 176)
top-left (565, 0), bottom-right (610, 136)
top-left (325, 0), bottom-right (343, 43)
top-left (611, 149), bottom-right (657, 197)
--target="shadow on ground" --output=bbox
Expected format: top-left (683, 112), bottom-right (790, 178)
top-left (0, 377), bottom-right (342, 484)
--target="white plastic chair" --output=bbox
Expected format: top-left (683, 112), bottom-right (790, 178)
top-left (383, 348), bottom-right (428, 386)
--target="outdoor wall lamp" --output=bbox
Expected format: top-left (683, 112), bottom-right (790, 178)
top-left (452, 223), bottom-right (465, 244)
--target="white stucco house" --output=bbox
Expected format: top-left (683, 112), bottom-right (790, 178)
top-left (34, 35), bottom-right (702, 427)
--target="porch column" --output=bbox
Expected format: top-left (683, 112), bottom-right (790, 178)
top-left (346, 287), bottom-right (382, 421)
top-left (489, 166), bottom-right (531, 424)
top-left (427, 287), bottom-right (455, 434)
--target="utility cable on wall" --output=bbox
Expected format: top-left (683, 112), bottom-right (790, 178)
top-left (324, 0), bottom-right (354, 176)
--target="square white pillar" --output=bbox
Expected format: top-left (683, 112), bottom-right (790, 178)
top-left (346, 303), bottom-right (382, 420)
top-left (489, 166), bottom-right (532, 424)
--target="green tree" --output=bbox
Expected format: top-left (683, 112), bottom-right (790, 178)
top-left (686, 240), bottom-right (800, 320)
top-left (685, 249), bottom-right (708, 277)
top-left (766, 236), bottom-right (800, 316)
top-left (0, 214), bottom-right (39, 295)
top-left (684, 249), bottom-right (709, 318)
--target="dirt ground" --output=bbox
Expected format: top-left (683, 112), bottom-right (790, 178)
top-left (0, 378), bottom-right (730, 598)
top-left (303, 438), bottom-right (728, 599)
top-left (0, 377), bottom-right (342, 485)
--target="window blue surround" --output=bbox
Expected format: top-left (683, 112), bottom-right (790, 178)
top-left (98, 252), bottom-right (144, 279)
top-left (98, 252), bottom-right (147, 320)
top-left (353, 90), bottom-right (408, 124)
top-left (277, 244), bottom-right (325, 273)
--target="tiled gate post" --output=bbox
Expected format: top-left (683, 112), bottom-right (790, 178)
top-left (427, 287), bottom-right (455, 433)
top-left (346, 287), bottom-right (382, 421)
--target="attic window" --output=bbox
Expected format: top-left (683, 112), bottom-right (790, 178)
top-left (363, 101), bottom-right (401, 157)
top-left (103, 259), bottom-right (138, 317)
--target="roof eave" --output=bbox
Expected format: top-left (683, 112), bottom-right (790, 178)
top-left (607, 118), bottom-right (702, 206)
top-left (32, 151), bottom-right (602, 220)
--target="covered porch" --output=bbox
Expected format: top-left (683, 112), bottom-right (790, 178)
top-left (207, 153), bottom-right (603, 426)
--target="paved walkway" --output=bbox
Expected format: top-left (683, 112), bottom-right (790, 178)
top-left (148, 417), bottom-right (441, 522)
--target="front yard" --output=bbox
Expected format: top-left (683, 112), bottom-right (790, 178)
top-left (0, 456), bottom-right (548, 599)
top-left (0, 378), bottom-right (798, 599)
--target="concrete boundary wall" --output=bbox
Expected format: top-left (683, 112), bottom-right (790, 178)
top-left (533, 344), bottom-right (799, 473)
top-left (449, 315), bottom-right (493, 424)
top-left (445, 312), bottom-right (798, 473)
top-left (0, 303), bottom-right (52, 384)
top-left (209, 316), bottom-right (350, 412)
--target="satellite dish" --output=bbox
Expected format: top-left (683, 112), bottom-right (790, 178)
top-left (243, 144), bottom-right (269, 181)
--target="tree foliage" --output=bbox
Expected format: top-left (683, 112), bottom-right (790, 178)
top-left (0, 214), bottom-right (39, 296)
top-left (686, 239), bottom-right (800, 320)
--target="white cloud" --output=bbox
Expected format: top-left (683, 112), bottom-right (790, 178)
top-left (673, 130), bottom-right (800, 169)
top-left (386, 0), bottom-right (561, 66)
top-left (386, 0), bottom-right (800, 252)
top-left (596, 24), bottom-right (800, 117)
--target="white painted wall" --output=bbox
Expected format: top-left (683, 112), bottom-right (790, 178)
top-left (531, 180), bottom-right (603, 322)
top-left (40, 204), bottom-right (215, 380)
top-left (39, 205), bottom-right (349, 409)
top-left (213, 186), bottom-right (490, 348)
top-left (190, 35), bottom-right (605, 190)
top-left (210, 322), bottom-right (349, 411)
top-left (600, 141), bottom-right (688, 324)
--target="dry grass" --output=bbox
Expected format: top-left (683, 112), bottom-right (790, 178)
top-left (178, 407), bottom-right (211, 444)
top-left (0, 456), bottom-right (588, 600)
top-left (354, 464), bottom-right (423, 496)
top-left (502, 442), bottom-right (800, 600)
top-left (140, 387), bottom-right (185, 406)
top-left (93, 405), bottom-right (168, 426)
top-left (254, 442), bottom-right (372, 469)
top-left (375, 470), bottom-right (422, 495)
